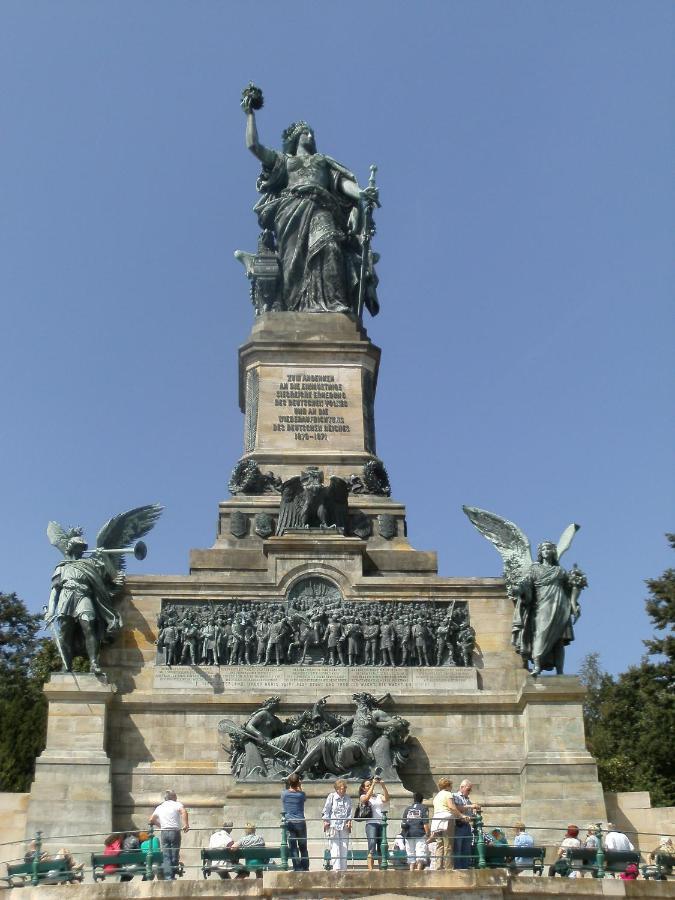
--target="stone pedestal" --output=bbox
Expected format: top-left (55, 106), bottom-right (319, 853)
top-left (27, 311), bottom-right (608, 852)
top-left (26, 674), bottom-right (114, 851)
top-left (238, 312), bottom-right (380, 479)
top-left (519, 677), bottom-right (606, 842)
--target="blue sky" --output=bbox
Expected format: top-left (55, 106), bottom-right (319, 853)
top-left (1, 1), bottom-right (672, 676)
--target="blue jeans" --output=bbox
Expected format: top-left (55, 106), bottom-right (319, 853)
top-left (366, 822), bottom-right (383, 861)
top-left (160, 829), bottom-right (181, 880)
top-left (286, 820), bottom-right (309, 871)
top-left (453, 821), bottom-right (473, 869)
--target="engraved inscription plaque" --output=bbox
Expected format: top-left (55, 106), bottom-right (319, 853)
top-left (154, 665), bottom-right (478, 693)
top-left (255, 365), bottom-right (365, 452)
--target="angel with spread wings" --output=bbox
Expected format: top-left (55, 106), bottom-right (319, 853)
top-left (463, 506), bottom-right (588, 676)
top-left (46, 504), bottom-right (162, 675)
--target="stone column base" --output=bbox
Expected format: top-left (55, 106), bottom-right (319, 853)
top-left (25, 673), bottom-right (115, 852)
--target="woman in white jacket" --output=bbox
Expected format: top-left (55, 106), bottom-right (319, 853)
top-left (322, 780), bottom-right (353, 871)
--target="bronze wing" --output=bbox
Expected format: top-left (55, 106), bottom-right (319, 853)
top-left (556, 523), bottom-right (580, 560)
top-left (46, 521), bottom-right (71, 556)
top-left (327, 477), bottom-right (349, 531)
top-left (275, 477), bottom-right (305, 535)
top-left (95, 504), bottom-right (163, 571)
top-left (462, 505), bottom-right (533, 593)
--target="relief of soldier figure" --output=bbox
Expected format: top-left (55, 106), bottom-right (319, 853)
top-left (219, 693), bottom-right (409, 782)
top-left (156, 590), bottom-right (475, 669)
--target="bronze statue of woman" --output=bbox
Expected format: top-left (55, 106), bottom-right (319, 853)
top-left (241, 85), bottom-right (379, 315)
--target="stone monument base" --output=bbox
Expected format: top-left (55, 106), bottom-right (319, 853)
top-left (4, 870), bottom-right (675, 898)
top-left (25, 674), bottom-right (114, 855)
top-left (25, 311), bottom-right (610, 860)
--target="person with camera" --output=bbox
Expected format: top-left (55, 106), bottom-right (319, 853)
top-left (357, 774), bottom-right (390, 870)
top-left (281, 773), bottom-right (309, 871)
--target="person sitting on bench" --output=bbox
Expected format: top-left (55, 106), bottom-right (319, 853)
top-left (548, 825), bottom-right (581, 877)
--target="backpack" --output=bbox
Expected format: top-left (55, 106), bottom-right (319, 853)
top-left (402, 804), bottom-right (425, 837)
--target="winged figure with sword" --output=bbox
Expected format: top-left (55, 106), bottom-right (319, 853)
top-left (46, 504), bottom-right (162, 676)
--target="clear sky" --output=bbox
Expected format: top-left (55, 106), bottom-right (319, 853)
top-left (1, 1), bottom-right (672, 676)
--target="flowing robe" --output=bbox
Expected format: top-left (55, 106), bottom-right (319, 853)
top-left (516, 563), bottom-right (574, 670)
top-left (48, 557), bottom-right (121, 638)
top-left (254, 151), bottom-right (379, 315)
top-left (239, 708), bottom-right (305, 778)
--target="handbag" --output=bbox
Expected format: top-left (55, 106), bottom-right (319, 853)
top-left (355, 799), bottom-right (372, 821)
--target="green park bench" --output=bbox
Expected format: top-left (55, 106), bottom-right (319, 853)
top-left (643, 852), bottom-right (674, 880)
top-left (480, 843), bottom-right (545, 874)
top-left (322, 847), bottom-right (407, 870)
top-left (3, 857), bottom-right (84, 887)
top-left (91, 849), bottom-right (164, 882)
top-left (564, 847), bottom-right (641, 877)
top-left (201, 846), bottom-right (283, 878)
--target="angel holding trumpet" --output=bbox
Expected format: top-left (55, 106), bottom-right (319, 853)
top-left (464, 506), bottom-right (588, 676)
top-left (46, 505), bottom-right (162, 675)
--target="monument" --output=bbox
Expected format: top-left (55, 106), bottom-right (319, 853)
top-left (25, 85), bottom-right (607, 868)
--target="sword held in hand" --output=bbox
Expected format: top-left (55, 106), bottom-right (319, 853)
top-left (218, 719), bottom-right (298, 765)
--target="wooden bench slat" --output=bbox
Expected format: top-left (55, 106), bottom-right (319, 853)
top-left (201, 846), bottom-right (282, 878)
top-left (6, 858), bottom-right (82, 886)
top-left (91, 850), bottom-right (164, 882)
top-left (483, 843), bottom-right (545, 872)
top-left (564, 847), bottom-right (641, 875)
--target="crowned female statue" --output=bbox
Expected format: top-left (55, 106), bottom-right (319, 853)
top-left (240, 84), bottom-right (379, 316)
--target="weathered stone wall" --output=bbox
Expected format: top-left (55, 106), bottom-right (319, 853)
top-left (5, 870), bottom-right (675, 898)
top-left (25, 557), bottom-right (607, 853)
top-left (604, 792), bottom-right (675, 852)
top-left (0, 792), bottom-right (28, 866)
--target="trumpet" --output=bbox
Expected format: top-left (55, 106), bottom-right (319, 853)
top-left (84, 540), bottom-right (148, 561)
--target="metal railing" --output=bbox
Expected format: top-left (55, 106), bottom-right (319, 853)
top-left (1, 816), bottom-right (668, 885)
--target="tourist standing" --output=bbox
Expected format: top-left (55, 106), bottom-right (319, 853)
top-left (452, 780), bottom-right (478, 869)
top-left (431, 778), bottom-right (469, 870)
top-left (358, 776), bottom-right (390, 869)
top-left (281, 773), bottom-right (309, 871)
top-left (149, 790), bottom-right (189, 881)
top-left (322, 779), bottom-right (352, 871)
top-left (400, 791), bottom-right (430, 870)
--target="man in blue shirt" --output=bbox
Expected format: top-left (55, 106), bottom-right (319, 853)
top-left (281, 774), bottom-right (308, 871)
top-left (513, 821), bottom-right (534, 870)
top-left (452, 780), bottom-right (479, 869)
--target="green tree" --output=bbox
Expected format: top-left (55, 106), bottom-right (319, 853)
top-left (0, 592), bottom-right (42, 684)
top-left (580, 535), bottom-right (675, 806)
top-left (0, 592), bottom-right (61, 792)
top-left (644, 533), bottom-right (675, 666)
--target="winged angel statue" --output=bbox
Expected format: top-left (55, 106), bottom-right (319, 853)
top-left (46, 505), bottom-right (162, 675)
top-left (463, 506), bottom-right (588, 676)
